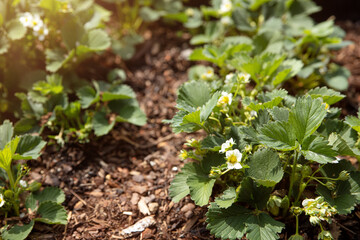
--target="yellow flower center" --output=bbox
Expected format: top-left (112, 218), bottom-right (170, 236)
top-left (228, 154), bottom-right (237, 164)
top-left (220, 96), bottom-right (229, 104)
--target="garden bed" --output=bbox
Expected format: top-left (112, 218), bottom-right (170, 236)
top-left (24, 19), bottom-right (360, 240)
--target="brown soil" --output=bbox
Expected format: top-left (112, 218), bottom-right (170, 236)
top-left (24, 21), bottom-right (360, 240)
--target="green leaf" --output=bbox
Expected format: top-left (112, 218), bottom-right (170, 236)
top-left (187, 168), bottom-right (216, 206)
top-left (15, 135), bottom-right (46, 160)
top-left (214, 187), bottom-right (237, 209)
top-left (308, 87), bottom-right (345, 105)
top-left (201, 135), bottom-right (225, 151)
top-left (301, 135), bottom-right (337, 164)
top-left (328, 133), bottom-right (360, 157)
top-left (77, 85), bottom-right (99, 108)
top-left (246, 213), bottom-right (285, 240)
top-left (169, 163), bottom-right (198, 203)
top-left (45, 48), bottom-right (75, 72)
top-left (39, 0), bottom-right (61, 12)
top-left (249, 0), bottom-right (271, 10)
top-left (177, 81), bottom-right (211, 110)
top-left (102, 85), bottom-right (135, 102)
top-left (27, 187), bottom-right (65, 211)
top-left (247, 149), bottom-right (284, 187)
top-left (345, 115), bottom-right (360, 133)
top-left (200, 92), bottom-right (220, 122)
top-left (289, 96), bottom-right (327, 144)
top-left (86, 29), bottom-right (110, 50)
top-left (183, 110), bottom-right (201, 126)
top-left (169, 171), bottom-right (189, 203)
top-left (109, 99), bottom-right (147, 126)
top-left (92, 111), bottom-right (116, 136)
top-left (206, 202), bottom-right (251, 240)
top-left (2, 221), bottom-right (34, 240)
top-left (349, 172), bottom-right (360, 203)
top-left (318, 119), bottom-right (358, 147)
top-left (269, 107), bottom-right (289, 122)
top-left (247, 97), bottom-right (283, 111)
top-left (321, 159), bottom-right (356, 178)
top-left (317, 182), bottom-right (356, 214)
top-left (35, 201), bottom-right (67, 225)
top-left (139, 6), bottom-right (161, 22)
top-left (6, 20), bottom-right (26, 40)
top-left (237, 178), bottom-right (272, 209)
top-left (324, 65), bottom-right (350, 91)
top-left (258, 121), bottom-right (297, 151)
top-left (0, 120), bottom-right (14, 149)
top-left (61, 17), bottom-right (85, 50)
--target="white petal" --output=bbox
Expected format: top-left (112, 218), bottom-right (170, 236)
top-left (233, 163), bottom-right (242, 169)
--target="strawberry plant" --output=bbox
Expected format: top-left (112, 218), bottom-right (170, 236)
top-left (178, 0), bottom-right (351, 92)
top-left (167, 78), bottom-right (360, 239)
top-left (14, 74), bottom-right (146, 145)
top-left (0, 120), bottom-right (67, 240)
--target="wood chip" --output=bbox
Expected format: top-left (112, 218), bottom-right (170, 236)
top-left (138, 197), bottom-right (151, 216)
top-left (182, 216), bottom-right (199, 233)
top-left (119, 216), bottom-right (156, 238)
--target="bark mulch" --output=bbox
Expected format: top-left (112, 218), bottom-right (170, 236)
top-left (26, 21), bottom-right (360, 239)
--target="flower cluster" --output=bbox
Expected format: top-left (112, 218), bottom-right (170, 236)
top-left (219, 138), bottom-right (243, 169)
top-left (302, 197), bottom-right (337, 225)
top-left (19, 12), bottom-right (49, 41)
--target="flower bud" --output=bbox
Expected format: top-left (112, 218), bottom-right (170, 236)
top-left (309, 216), bottom-right (320, 225)
top-left (290, 206), bottom-right (302, 216)
top-left (301, 165), bottom-right (312, 177)
top-left (325, 181), bottom-right (336, 190)
top-left (318, 230), bottom-right (333, 240)
top-left (338, 170), bottom-right (350, 181)
top-left (28, 181), bottom-right (42, 192)
top-left (4, 190), bottom-right (14, 198)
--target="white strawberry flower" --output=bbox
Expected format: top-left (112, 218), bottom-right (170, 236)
top-left (0, 194), bottom-right (4, 208)
top-left (225, 73), bottom-right (234, 84)
top-left (19, 12), bottom-right (34, 28)
top-left (217, 91), bottom-right (233, 107)
top-left (226, 149), bottom-right (242, 169)
top-left (33, 25), bottom-right (49, 41)
top-left (219, 0), bottom-right (233, 14)
top-left (31, 14), bottom-right (44, 31)
top-left (238, 73), bottom-right (251, 83)
top-left (221, 16), bottom-right (233, 26)
top-left (302, 199), bottom-right (313, 209)
top-left (19, 180), bottom-right (28, 188)
top-left (201, 69), bottom-right (214, 80)
top-left (219, 138), bottom-right (235, 153)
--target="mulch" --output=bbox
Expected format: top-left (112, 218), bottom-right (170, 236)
top-left (25, 20), bottom-right (360, 240)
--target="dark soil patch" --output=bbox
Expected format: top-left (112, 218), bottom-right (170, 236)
top-left (25, 21), bottom-right (360, 240)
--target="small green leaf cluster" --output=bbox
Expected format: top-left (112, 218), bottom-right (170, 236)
top-left (0, 120), bottom-right (67, 240)
top-left (14, 74), bottom-right (146, 146)
top-left (0, 0), bottom-right (111, 116)
top-left (178, 0), bottom-right (350, 92)
top-left (168, 77), bottom-right (360, 239)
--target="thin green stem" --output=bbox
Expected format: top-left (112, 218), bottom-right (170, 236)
top-left (288, 150), bottom-right (299, 200)
top-left (295, 215), bottom-right (299, 235)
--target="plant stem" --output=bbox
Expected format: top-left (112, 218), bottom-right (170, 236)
top-left (288, 150), bottom-right (299, 200)
top-left (6, 168), bottom-right (20, 216)
top-left (295, 215), bottom-right (299, 235)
